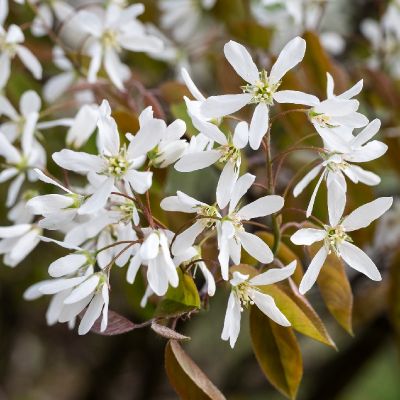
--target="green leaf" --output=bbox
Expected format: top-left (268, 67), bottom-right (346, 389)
top-left (156, 269), bottom-right (200, 317)
top-left (165, 340), bottom-right (226, 400)
top-left (260, 283), bottom-right (336, 348)
top-left (250, 307), bottom-right (303, 399)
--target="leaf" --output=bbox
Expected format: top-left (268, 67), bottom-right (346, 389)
top-left (241, 231), bottom-right (304, 286)
top-left (260, 283), bottom-right (336, 348)
top-left (315, 248), bottom-right (354, 335)
top-left (165, 340), bottom-right (226, 400)
top-left (250, 307), bottom-right (303, 399)
top-left (89, 310), bottom-right (137, 335)
top-left (156, 268), bottom-right (201, 317)
top-left (151, 322), bottom-right (190, 341)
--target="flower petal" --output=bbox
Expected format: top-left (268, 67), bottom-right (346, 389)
top-left (299, 246), bottom-right (328, 294)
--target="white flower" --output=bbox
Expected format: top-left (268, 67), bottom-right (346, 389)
top-left (0, 23), bottom-right (42, 88)
top-left (147, 118), bottom-right (187, 168)
top-left (222, 261), bottom-right (296, 348)
top-left (175, 120), bottom-right (249, 209)
top-left (52, 102), bottom-right (164, 214)
top-left (26, 169), bottom-right (86, 230)
top-left (200, 37), bottom-right (306, 149)
top-left (159, 0), bottom-right (217, 43)
top-left (274, 73), bottom-right (368, 145)
top-left (0, 90), bottom-right (70, 143)
top-left (0, 223), bottom-right (42, 267)
top-left (126, 228), bottom-right (179, 296)
top-left (161, 173), bottom-right (284, 280)
top-left (0, 130), bottom-right (45, 207)
top-left (76, 3), bottom-right (163, 89)
top-left (294, 119), bottom-right (387, 219)
top-left (291, 197), bottom-right (393, 294)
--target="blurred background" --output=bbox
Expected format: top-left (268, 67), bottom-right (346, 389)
top-left (1, 0), bottom-right (400, 399)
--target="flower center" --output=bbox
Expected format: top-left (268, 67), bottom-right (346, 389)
top-left (101, 29), bottom-right (120, 50)
top-left (308, 110), bottom-right (337, 128)
top-left (115, 199), bottom-right (137, 221)
top-left (198, 205), bottom-right (219, 228)
top-left (219, 144), bottom-right (241, 165)
top-left (242, 70), bottom-right (280, 105)
top-left (104, 150), bottom-right (130, 178)
top-left (234, 282), bottom-right (255, 311)
top-left (0, 37), bottom-right (17, 57)
top-left (325, 225), bottom-right (351, 254)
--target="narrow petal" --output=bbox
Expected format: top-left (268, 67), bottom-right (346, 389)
top-left (221, 292), bottom-right (241, 348)
top-left (201, 93), bottom-right (252, 119)
top-left (249, 103), bottom-right (269, 150)
top-left (273, 90), bottom-right (319, 106)
top-left (48, 254), bottom-right (87, 278)
top-left (78, 293), bottom-right (104, 335)
top-left (351, 118), bottom-right (380, 147)
top-left (293, 164), bottom-right (323, 197)
top-left (238, 195), bottom-right (284, 220)
top-left (224, 40), bottom-right (259, 84)
top-left (269, 36), bottom-right (306, 84)
top-left (327, 172), bottom-right (346, 227)
top-left (338, 241), bottom-right (381, 281)
top-left (249, 260), bottom-right (296, 286)
top-left (174, 150), bottom-right (221, 172)
top-left (140, 232), bottom-right (160, 260)
top-left (217, 162), bottom-right (238, 210)
top-left (237, 231), bottom-right (273, 264)
top-left (229, 173), bottom-right (255, 213)
top-left (16, 46), bottom-right (42, 79)
top-left (250, 291), bottom-right (290, 326)
top-left (233, 121), bottom-right (249, 149)
top-left (342, 197), bottom-right (393, 232)
top-left (299, 246), bottom-right (328, 294)
top-left (78, 177), bottom-right (114, 214)
top-left (290, 228), bottom-right (325, 245)
top-left (52, 149), bottom-right (105, 174)
top-left (64, 275), bottom-right (100, 304)
top-left (171, 221), bottom-right (205, 256)
top-left (181, 68), bottom-right (205, 101)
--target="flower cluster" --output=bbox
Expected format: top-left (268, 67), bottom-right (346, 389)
top-left (0, 0), bottom-right (392, 359)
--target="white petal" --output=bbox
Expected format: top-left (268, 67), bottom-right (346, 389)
top-left (198, 262), bottom-right (216, 296)
top-left (306, 169), bottom-right (325, 217)
top-left (125, 170), bottom-right (152, 194)
top-left (174, 150), bottom-right (220, 172)
top-left (351, 118), bottom-right (380, 147)
top-left (201, 93), bottom-right (252, 119)
top-left (327, 172), bottom-right (346, 227)
top-left (249, 103), bottom-right (269, 150)
top-left (221, 292), bottom-right (241, 348)
top-left (250, 260), bottom-right (297, 286)
top-left (48, 254), bottom-right (87, 278)
top-left (343, 165), bottom-right (380, 186)
top-left (339, 79), bottom-right (363, 100)
top-left (238, 195), bottom-right (284, 220)
top-left (46, 290), bottom-right (71, 325)
top-left (33, 168), bottom-right (71, 193)
top-left (224, 40), bottom-right (259, 84)
top-left (64, 275), bottom-right (100, 304)
top-left (273, 90), bottom-right (319, 106)
top-left (52, 149), bottom-right (105, 173)
top-left (181, 68), bottom-right (205, 101)
top-left (293, 164), bottom-right (323, 197)
top-left (78, 292), bottom-right (104, 335)
top-left (172, 221), bottom-right (205, 256)
top-left (250, 290), bottom-right (290, 326)
top-left (43, 72), bottom-right (75, 103)
top-left (299, 246), bottom-right (328, 294)
top-left (338, 241), bottom-right (381, 280)
top-left (217, 162), bottom-right (238, 210)
top-left (27, 194), bottom-right (74, 214)
top-left (269, 36), bottom-right (306, 84)
top-left (79, 177), bottom-right (114, 214)
top-left (233, 121), bottom-right (249, 149)
top-left (39, 276), bottom-right (87, 295)
top-left (126, 251), bottom-right (142, 284)
top-left (342, 197), bottom-right (393, 232)
top-left (291, 228), bottom-right (325, 245)
top-left (346, 141), bottom-right (387, 163)
top-left (237, 231), bottom-right (273, 264)
top-left (229, 173), bottom-right (255, 213)
top-left (20, 90), bottom-right (41, 116)
top-left (16, 46), bottom-right (42, 79)
top-left (104, 47), bottom-right (125, 90)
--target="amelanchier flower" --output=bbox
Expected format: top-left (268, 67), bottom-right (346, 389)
top-left (52, 101), bottom-right (164, 214)
top-left (26, 169), bottom-right (86, 230)
top-left (291, 197), bottom-right (393, 294)
top-left (294, 119), bottom-right (387, 220)
top-left (222, 261), bottom-right (296, 348)
top-left (76, 3), bottom-right (163, 89)
top-left (200, 37), bottom-right (306, 149)
top-left (0, 223), bottom-right (42, 267)
top-left (273, 73), bottom-right (368, 145)
top-left (126, 228), bottom-right (179, 296)
top-left (161, 173), bottom-right (284, 280)
top-left (0, 22), bottom-right (42, 88)
top-left (0, 129), bottom-right (45, 207)
top-left (175, 121), bottom-right (249, 209)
